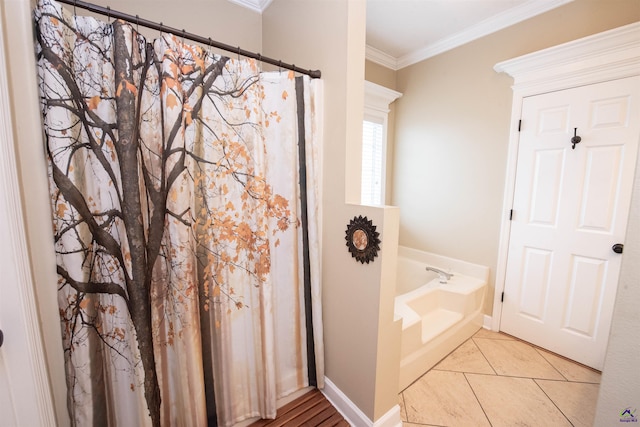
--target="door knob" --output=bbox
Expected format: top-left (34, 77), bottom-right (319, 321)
top-left (612, 243), bottom-right (624, 254)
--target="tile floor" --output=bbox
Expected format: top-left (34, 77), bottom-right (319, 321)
top-left (399, 328), bottom-right (601, 427)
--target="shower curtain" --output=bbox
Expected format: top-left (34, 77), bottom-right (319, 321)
top-left (34, 0), bottom-right (323, 425)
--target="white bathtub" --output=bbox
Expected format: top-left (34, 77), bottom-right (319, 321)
top-left (395, 246), bottom-right (489, 391)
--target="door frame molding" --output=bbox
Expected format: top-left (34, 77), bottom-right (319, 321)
top-left (0, 4), bottom-right (57, 424)
top-left (491, 22), bottom-right (640, 331)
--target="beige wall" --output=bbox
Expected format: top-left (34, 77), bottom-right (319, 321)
top-left (392, 0), bottom-right (640, 314)
top-left (67, 0), bottom-right (263, 53)
top-left (365, 59), bottom-right (396, 90)
top-left (263, 1), bottom-right (401, 421)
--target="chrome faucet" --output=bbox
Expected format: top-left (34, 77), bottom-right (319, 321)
top-left (426, 266), bottom-right (453, 284)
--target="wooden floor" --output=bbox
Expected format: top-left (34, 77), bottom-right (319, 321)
top-left (249, 389), bottom-right (349, 427)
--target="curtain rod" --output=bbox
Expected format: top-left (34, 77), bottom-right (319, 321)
top-left (54, 0), bottom-right (322, 79)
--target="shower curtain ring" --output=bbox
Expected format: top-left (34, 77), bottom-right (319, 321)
top-left (106, 6), bottom-right (111, 23)
top-left (237, 46), bottom-right (241, 60)
top-left (135, 14), bottom-right (139, 33)
top-left (159, 22), bottom-right (163, 37)
top-left (182, 29), bottom-right (186, 45)
top-left (278, 60), bottom-right (283, 73)
top-left (73, 0), bottom-right (77, 17)
top-left (207, 38), bottom-right (213, 56)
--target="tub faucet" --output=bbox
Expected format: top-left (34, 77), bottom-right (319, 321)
top-left (426, 266), bottom-right (453, 284)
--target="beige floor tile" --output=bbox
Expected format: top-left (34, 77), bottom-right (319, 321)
top-left (466, 374), bottom-right (572, 427)
top-left (403, 370), bottom-right (490, 426)
top-left (434, 339), bottom-right (496, 375)
top-left (473, 328), bottom-right (516, 340)
top-left (535, 348), bottom-right (602, 383)
top-left (399, 394), bottom-right (407, 421)
top-left (474, 338), bottom-right (565, 379)
top-left (536, 380), bottom-right (599, 427)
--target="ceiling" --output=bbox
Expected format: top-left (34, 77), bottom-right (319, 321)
top-left (366, 0), bottom-right (572, 70)
top-left (230, 0), bottom-right (572, 71)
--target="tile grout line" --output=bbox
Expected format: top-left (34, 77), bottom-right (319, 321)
top-left (532, 377), bottom-right (601, 385)
top-left (532, 378), bottom-right (576, 426)
top-left (463, 372), bottom-right (494, 427)
top-left (533, 346), bottom-right (570, 381)
top-left (433, 333), bottom-right (482, 370)
top-left (399, 391), bottom-right (409, 424)
top-left (471, 336), bottom-right (499, 376)
top-left (449, 370), bottom-right (588, 382)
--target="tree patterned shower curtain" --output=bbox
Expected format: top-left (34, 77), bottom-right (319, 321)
top-left (35, 0), bottom-right (323, 425)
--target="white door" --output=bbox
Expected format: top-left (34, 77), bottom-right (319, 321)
top-left (501, 76), bottom-right (640, 370)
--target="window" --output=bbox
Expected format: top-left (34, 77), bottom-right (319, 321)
top-left (361, 81), bottom-right (402, 205)
top-left (361, 117), bottom-right (384, 205)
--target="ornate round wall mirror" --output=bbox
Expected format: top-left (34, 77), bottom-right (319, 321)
top-left (345, 215), bottom-right (381, 264)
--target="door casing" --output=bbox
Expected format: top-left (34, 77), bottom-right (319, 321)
top-left (0, 2), bottom-right (57, 424)
top-left (492, 22), bottom-right (640, 332)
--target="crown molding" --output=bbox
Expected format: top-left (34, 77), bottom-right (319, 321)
top-left (365, 45), bottom-right (399, 70)
top-left (368, 0), bottom-right (573, 71)
top-left (365, 80), bottom-right (402, 114)
top-left (398, 0), bottom-right (573, 68)
top-left (227, 0), bottom-right (273, 14)
top-left (494, 21), bottom-right (640, 96)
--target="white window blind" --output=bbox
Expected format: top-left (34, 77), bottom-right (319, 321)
top-left (361, 118), bottom-right (384, 205)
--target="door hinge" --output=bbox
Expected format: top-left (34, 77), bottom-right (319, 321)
top-left (509, 209), bottom-right (513, 220)
top-left (518, 120), bottom-right (522, 132)
top-left (501, 292), bottom-right (505, 302)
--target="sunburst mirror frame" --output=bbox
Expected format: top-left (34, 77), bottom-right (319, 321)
top-left (345, 215), bottom-right (381, 264)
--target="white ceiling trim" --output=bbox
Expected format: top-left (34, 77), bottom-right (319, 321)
top-left (367, 0), bottom-right (574, 71)
top-left (228, 0), bottom-right (273, 14)
top-left (365, 45), bottom-right (398, 70)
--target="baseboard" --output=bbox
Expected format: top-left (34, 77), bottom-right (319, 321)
top-left (322, 378), bottom-right (371, 426)
top-left (483, 315), bottom-right (493, 330)
top-left (372, 405), bottom-right (402, 427)
top-left (322, 377), bottom-right (402, 427)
